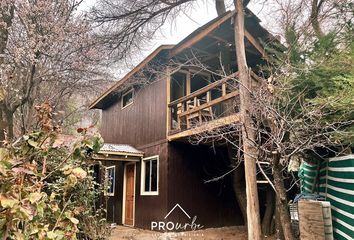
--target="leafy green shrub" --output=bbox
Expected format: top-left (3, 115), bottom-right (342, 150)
top-left (0, 102), bottom-right (110, 239)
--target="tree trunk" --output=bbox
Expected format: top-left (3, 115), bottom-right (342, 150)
top-left (215, 0), bottom-right (226, 16)
top-left (274, 203), bottom-right (285, 240)
top-left (227, 144), bottom-right (248, 224)
top-left (262, 185), bottom-right (275, 235)
top-left (310, 0), bottom-right (324, 38)
top-left (0, 4), bottom-right (14, 142)
top-left (233, 164), bottom-right (248, 224)
top-left (233, 0), bottom-right (262, 239)
top-left (5, 109), bottom-right (14, 140)
top-left (273, 154), bottom-right (294, 240)
top-left (0, 106), bottom-right (5, 143)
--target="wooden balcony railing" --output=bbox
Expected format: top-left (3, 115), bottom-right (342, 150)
top-left (168, 72), bottom-right (242, 136)
top-left (167, 71), bottom-right (262, 138)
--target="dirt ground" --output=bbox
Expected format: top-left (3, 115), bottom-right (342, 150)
top-left (109, 225), bottom-right (276, 240)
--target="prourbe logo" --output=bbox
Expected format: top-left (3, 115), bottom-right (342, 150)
top-left (151, 203), bottom-right (204, 231)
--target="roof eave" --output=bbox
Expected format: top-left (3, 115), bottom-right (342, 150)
top-left (97, 150), bottom-right (144, 157)
top-left (89, 44), bottom-right (175, 110)
top-left (169, 11), bottom-right (234, 58)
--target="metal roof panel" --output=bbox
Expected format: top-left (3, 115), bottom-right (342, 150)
top-left (99, 143), bottom-right (144, 155)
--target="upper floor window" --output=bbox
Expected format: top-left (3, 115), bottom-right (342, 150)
top-left (104, 166), bottom-right (116, 196)
top-left (122, 89), bottom-right (134, 108)
top-left (141, 156), bottom-right (159, 196)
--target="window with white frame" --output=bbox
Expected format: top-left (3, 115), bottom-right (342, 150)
top-left (121, 89), bottom-right (134, 108)
top-left (105, 166), bottom-right (115, 196)
top-left (141, 156), bottom-right (159, 195)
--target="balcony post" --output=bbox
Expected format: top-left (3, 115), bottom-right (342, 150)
top-left (222, 82), bottom-right (226, 96)
top-left (186, 72), bottom-right (191, 95)
top-left (166, 67), bottom-right (171, 134)
top-left (206, 91), bottom-right (211, 102)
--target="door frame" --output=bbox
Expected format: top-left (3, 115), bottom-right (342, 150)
top-left (122, 162), bottom-right (136, 226)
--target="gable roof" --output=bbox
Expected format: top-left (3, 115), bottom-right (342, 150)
top-left (169, 10), bottom-right (235, 57)
top-left (89, 8), bottom-right (274, 110)
top-left (89, 44), bottom-right (174, 109)
top-left (89, 12), bottom-right (240, 110)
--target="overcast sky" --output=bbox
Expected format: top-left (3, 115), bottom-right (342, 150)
top-left (151, 1), bottom-right (270, 47)
top-left (81, 0), bottom-right (276, 75)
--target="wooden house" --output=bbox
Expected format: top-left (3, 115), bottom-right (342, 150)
top-left (89, 10), bottom-right (277, 230)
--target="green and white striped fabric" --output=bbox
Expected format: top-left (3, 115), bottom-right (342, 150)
top-left (319, 155), bottom-right (354, 240)
top-left (299, 155), bottom-right (354, 240)
top-left (299, 161), bottom-right (319, 193)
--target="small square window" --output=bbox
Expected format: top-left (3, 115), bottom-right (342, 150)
top-left (104, 166), bottom-right (115, 196)
top-left (122, 89), bottom-right (134, 108)
top-left (141, 156), bottom-right (159, 195)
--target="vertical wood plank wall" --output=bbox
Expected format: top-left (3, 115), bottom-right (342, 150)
top-left (134, 143), bottom-right (169, 229)
top-left (100, 76), bottom-right (169, 228)
top-left (101, 161), bottom-right (125, 224)
top-left (100, 78), bottom-right (167, 148)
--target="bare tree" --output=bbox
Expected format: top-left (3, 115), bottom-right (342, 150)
top-left (0, 1), bottom-right (15, 141)
top-left (233, 0), bottom-right (262, 239)
top-left (90, 0), bottom-right (195, 61)
top-left (0, 0), bottom-right (110, 139)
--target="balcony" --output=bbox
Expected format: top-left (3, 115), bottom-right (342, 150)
top-left (167, 70), bottom-right (261, 141)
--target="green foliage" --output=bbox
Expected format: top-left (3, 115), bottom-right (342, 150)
top-left (271, 24), bottom-right (354, 146)
top-left (0, 103), bottom-right (109, 239)
top-left (285, 23), bottom-right (303, 64)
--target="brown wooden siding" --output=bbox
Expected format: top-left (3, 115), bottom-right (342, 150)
top-left (134, 142), bottom-right (169, 229)
top-left (98, 76), bottom-right (246, 229)
top-left (99, 161), bottom-right (125, 224)
top-left (100, 78), bottom-right (167, 147)
top-left (167, 142), bottom-right (244, 228)
top-left (97, 143), bottom-right (168, 227)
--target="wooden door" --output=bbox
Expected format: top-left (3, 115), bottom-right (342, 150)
top-left (124, 164), bottom-right (135, 225)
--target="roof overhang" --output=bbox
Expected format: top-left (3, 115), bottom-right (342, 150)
top-left (92, 143), bottom-right (144, 161)
top-left (89, 44), bottom-right (175, 109)
top-left (92, 153), bottom-right (142, 162)
top-left (169, 9), bottom-right (274, 62)
top-left (89, 8), bottom-right (281, 110)
top-left (169, 11), bottom-right (235, 58)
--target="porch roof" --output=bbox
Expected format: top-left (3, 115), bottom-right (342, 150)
top-left (99, 143), bottom-right (144, 156)
top-left (92, 143), bottom-right (143, 161)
